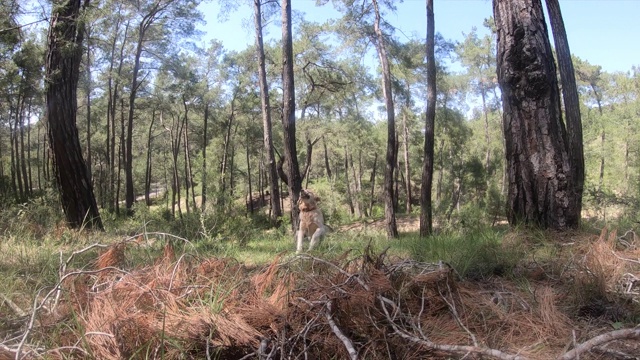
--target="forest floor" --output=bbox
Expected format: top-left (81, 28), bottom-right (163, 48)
top-left (0, 215), bottom-right (639, 359)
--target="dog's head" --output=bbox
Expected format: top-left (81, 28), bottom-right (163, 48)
top-left (298, 189), bottom-right (320, 212)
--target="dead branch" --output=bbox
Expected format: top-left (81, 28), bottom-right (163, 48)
top-left (0, 293), bottom-right (27, 318)
top-left (15, 267), bottom-right (129, 360)
top-left (610, 250), bottom-right (640, 265)
top-left (325, 300), bottom-right (358, 360)
top-left (558, 328), bottom-right (640, 360)
top-left (294, 254), bottom-right (370, 291)
top-left (377, 295), bottom-right (529, 360)
top-left (438, 279), bottom-right (477, 346)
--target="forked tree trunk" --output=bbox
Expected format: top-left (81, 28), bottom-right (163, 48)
top-left (420, 0), bottom-right (436, 237)
top-left (494, 0), bottom-right (578, 229)
top-left (45, 0), bottom-right (102, 229)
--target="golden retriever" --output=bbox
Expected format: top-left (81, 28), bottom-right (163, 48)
top-left (296, 189), bottom-right (326, 253)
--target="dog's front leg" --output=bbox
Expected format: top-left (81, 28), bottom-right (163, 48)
top-left (308, 226), bottom-right (326, 251)
top-left (296, 230), bottom-right (305, 254)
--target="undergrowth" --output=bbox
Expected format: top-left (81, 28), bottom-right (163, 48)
top-left (1, 200), bottom-right (639, 359)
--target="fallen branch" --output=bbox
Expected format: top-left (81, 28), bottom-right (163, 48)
top-left (325, 300), bottom-right (358, 360)
top-left (0, 293), bottom-right (27, 317)
top-left (15, 267), bottom-right (130, 360)
top-left (378, 295), bottom-right (528, 360)
top-left (558, 328), bottom-right (640, 360)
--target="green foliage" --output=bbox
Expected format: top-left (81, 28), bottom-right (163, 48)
top-left (398, 227), bottom-right (523, 280)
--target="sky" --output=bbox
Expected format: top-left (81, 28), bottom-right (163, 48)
top-left (198, 0), bottom-right (640, 74)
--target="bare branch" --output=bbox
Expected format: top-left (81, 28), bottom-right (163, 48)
top-left (558, 328), bottom-right (640, 360)
top-left (325, 300), bottom-right (358, 360)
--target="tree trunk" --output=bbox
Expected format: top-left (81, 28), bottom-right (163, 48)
top-left (281, 0), bottom-right (302, 230)
top-left (246, 137), bottom-right (254, 214)
top-left (350, 151), bottom-right (362, 218)
top-left (369, 153), bottom-right (378, 216)
top-left (107, 20), bottom-right (129, 212)
top-left (85, 27), bottom-right (92, 181)
top-left (45, 0), bottom-right (103, 230)
top-left (372, 0), bottom-right (398, 238)
top-left (344, 147), bottom-right (355, 215)
top-left (125, 16), bottom-right (154, 213)
top-left (255, 0), bottom-right (282, 221)
top-left (401, 107), bottom-right (412, 213)
top-left (183, 97), bottom-right (196, 212)
top-left (323, 136), bottom-right (332, 180)
top-left (116, 98), bottom-right (126, 215)
top-left (19, 99), bottom-right (29, 197)
top-left (545, 0), bottom-right (584, 219)
top-left (420, 0), bottom-right (436, 237)
top-left (494, 0), bottom-right (578, 229)
top-left (144, 110), bottom-right (156, 206)
top-left (201, 103), bottom-right (209, 211)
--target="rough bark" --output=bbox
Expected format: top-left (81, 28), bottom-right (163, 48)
top-left (254, 0), bottom-right (282, 220)
top-left (420, 0), bottom-right (436, 237)
top-left (494, 0), bottom-right (578, 229)
top-left (401, 107), bottom-right (412, 214)
top-left (201, 103), bottom-right (209, 211)
top-left (281, 0), bottom-right (302, 230)
top-left (371, 0), bottom-right (398, 238)
top-left (545, 0), bottom-right (584, 220)
top-left (45, 0), bottom-right (103, 230)
top-left (144, 110), bottom-right (156, 206)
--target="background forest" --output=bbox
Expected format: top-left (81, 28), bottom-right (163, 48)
top-left (1, 0), bottom-right (640, 359)
top-left (2, 0), bottom-right (639, 233)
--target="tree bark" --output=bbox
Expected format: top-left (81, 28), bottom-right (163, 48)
top-left (545, 0), bottom-right (584, 220)
top-left (144, 110), bottom-right (156, 206)
top-left (401, 107), bottom-right (412, 213)
top-left (494, 0), bottom-right (578, 229)
top-left (255, 0), bottom-right (282, 221)
top-left (372, 0), bottom-right (398, 238)
top-left (420, 0), bottom-right (436, 237)
top-left (45, 0), bottom-right (103, 230)
top-left (323, 136), bottom-right (332, 180)
top-left (201, 103), bottom-right (209, 211)
top-left (281, 0), bottom-right (302, 230)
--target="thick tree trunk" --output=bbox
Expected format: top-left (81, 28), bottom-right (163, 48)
top-left (45, 0), bottom-right (103, 230)
top-left (255, 0), bottom-right (282, 221)
top-left (372, 0), bottom-right (398, 238)
top-left (494, 0), bottom-right (578, 229)
top-left (545, 0), bottom-right (584, 218)
top-left (281, 0), bottom-right (302, 230)
top-left (420, 0), bottom-right (436, 237)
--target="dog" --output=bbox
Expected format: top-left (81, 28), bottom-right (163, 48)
top-left (296, 189), bottom-right (327, 253)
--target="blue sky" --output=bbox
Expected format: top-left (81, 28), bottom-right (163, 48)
top-left (199, 0), bottom-right (639, 74)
